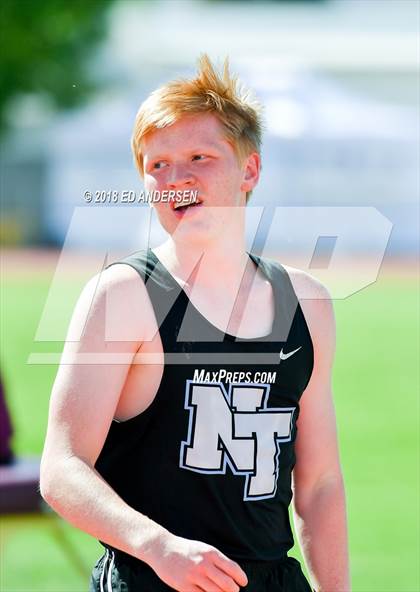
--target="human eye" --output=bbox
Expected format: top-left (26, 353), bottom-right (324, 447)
top-left (191, 154), bottom-right (206, 161)
top-left (152, 161), bottom-right (167, 170)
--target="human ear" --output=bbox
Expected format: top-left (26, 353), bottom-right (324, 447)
top-left (240, 152), bottom-right (260, 193)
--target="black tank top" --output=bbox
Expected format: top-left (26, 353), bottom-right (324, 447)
top-left (95, 248), bottom-right (314, 562)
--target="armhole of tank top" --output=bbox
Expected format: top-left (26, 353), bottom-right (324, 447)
top-left (105, 260), bottom-right (146, 281)
top-left (261, 257), bottom-right (314, 351)
top-left (265, 258), bottom-right (296, 299)
top-left (102, 258), bottom-right (169, 427)
top-left (272, 260), bottom-right (315, 388)
top-left (104, 258), bottom-right (171, 347)
top-left (105, 250), bottom-right (151, 281)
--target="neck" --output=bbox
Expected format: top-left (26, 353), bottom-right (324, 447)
top-left (153, 236), bottom-right (253, 293)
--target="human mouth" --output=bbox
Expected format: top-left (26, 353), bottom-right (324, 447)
top-left (171, 195), bottom-right (203, 217)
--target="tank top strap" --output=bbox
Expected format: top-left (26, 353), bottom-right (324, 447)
top-left (107, 249), bottom-right (301, 347)
top-left (248, 253), bottom-right (300, 343)
top-left (106, 248), bottom-right (188, 338)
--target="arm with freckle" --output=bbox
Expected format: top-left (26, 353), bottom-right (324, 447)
top-left (40, 265), bottom-right (248, 592)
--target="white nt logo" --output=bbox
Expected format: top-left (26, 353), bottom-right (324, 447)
top-left (179, 380), bottom-right (296, 501)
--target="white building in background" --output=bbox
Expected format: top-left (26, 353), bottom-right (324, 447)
top-left (2, 0), bottom-right (418, 255)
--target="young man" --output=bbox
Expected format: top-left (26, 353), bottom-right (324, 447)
top-left (40, 56), bottom-right (350, 592)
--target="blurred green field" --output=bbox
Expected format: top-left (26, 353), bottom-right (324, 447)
top-left (0, 256), bottom-right (419, 592)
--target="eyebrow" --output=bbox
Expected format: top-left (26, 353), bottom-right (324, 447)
top-left (145, 144), bottom-right (221, 162)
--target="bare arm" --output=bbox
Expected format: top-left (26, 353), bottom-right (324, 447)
top-left (40, 264), bottom-right (247, 592)
top-left (288, 270), bottom-right (350, 592)
top-left (39, 264), bottom-right (166, 559)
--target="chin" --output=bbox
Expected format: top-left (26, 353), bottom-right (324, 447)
top-left (171, 225), bottom-right (219, 247)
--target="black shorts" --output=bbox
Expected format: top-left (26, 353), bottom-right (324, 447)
top-left (90, 548), bottom-right (313, 592)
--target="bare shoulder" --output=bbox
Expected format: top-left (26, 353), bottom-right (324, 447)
top-left (67, 262), bottom-right (156, 345)
top-left (77, 262), bottom-right (147, 304)
top-left (95, 261), bottom-right (147, 292)
top-left (281, 264), bottom-right (335, 345)
top-left (282, 264), bottom-right (331, 301)
top-left (42, 263), bottom-right (155, 471)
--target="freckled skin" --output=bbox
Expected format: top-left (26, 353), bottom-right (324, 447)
top-left (41, 105), bottom-right (348, 592)
top-left (141, 113), bottom-right (258, 247)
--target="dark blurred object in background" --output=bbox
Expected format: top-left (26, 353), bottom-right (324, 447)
top-left (0, 370), bottom-right (14, 465)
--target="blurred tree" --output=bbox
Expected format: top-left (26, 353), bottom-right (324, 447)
top-left (0, 0), bottom-right (116, 134)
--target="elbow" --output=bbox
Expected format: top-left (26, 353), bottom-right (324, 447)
top-left (293, 472), bottom-right (346, 518)
top-left (39, 452), bottom-right (87, 509)
top-left (39, 456), bottom-right (63, 507)
top-left (39, 465), bottom-right (55, 505)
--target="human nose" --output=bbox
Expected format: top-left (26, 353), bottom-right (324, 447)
top-left (167, 163), bottom-right (194, 188)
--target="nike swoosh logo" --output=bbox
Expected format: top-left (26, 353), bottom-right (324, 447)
top-left (279, 346), bottom-right (302, 361)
